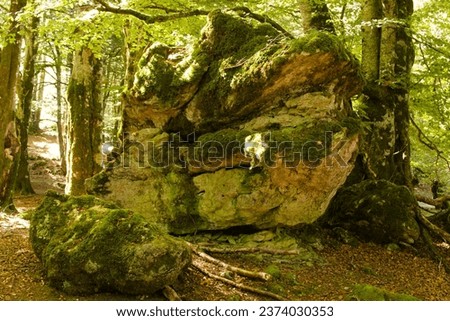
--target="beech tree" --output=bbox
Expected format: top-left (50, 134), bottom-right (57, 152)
top-left (0, 0), bottom-right (26, 210)
top-left (15, 5), bottom-right (39, 195)
top-left (65, 46), bottom-right (103, 195)
top-left (360, 0), bottom-right (415, 187)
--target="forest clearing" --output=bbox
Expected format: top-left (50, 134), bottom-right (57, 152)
top-left (2, 0), bottom-right (450, 304)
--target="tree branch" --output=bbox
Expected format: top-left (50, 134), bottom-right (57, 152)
top-left (409, 113), bottom-right (450, 171)
top-left (230, 6), bottom-right (294, 39)
top-left (94, 0), bottom-right (208, 24)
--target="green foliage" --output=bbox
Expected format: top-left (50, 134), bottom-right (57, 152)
top-left (410, 0), bottom-right (450, 186)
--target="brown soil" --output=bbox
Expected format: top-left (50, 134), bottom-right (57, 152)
top-left (2, 135), bottom-right (450, 301)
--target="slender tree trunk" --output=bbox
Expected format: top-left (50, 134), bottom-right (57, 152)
top-left (29, 66), bottom-right (45, 133)
top-left (361, 0), bottom-right (414, 187)
top-left (0, 0), bottom-right (27, 210)
top-left (15, 12), bottom-right (39, 195)
top-left (53, 46), bottom-right (67, 175)
top-left (65, 47), bottom-right (103, 196)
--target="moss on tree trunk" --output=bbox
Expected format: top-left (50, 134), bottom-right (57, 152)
top-left (360, 0), bottom-right (414, 187)
top-left (15, 12), bottom-right (39, 195)
top-left (0, 0), bottom-right (27, 210)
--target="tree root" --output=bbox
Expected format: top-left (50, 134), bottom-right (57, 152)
top-left (420, 227), bottom-right (450, 274)
top-left (187, 242), bottom-right (271, 281)
top-left (199, 246), bottom-right (300, 256)
top-left (415, 212), bottom-right (450, 274)
top-left (191, 261), bottom-right (287, 301)
top-left (186, 242), bottom-right (288, 300)
top-left (415, 194), bottom-right (450, 208)
top-left (162, 286), bottom-right (181, 301)
top-left (417, 212), bottom-right (450, 244)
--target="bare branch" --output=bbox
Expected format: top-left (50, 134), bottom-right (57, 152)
top-left (231, 6), bottom-right (294, 39)
top-left (409, 113), bottom-right (450, 171)
top-left (94, 0), bottom-right (208, 24)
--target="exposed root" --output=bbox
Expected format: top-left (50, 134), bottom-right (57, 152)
top-left (417, 212), bottom-right (450, 244)
top-left (415, 194), bottom-right (450, 209)
top-left (186, 241), bottom-right (288, 300)
top-left (420, 227), bottom-right (450, 274)
top-left (162, 286), bottom-right (181, 301)
top-left (191, 261), bottom-right (287, 301)
top-left (187, 242), bottom-right (271, 281)
top-left (415, 211), bottom-right (450, 274)
top-left (200, 246), bottom-right (300, 256)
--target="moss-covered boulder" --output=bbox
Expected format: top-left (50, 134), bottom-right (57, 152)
top-left (89, 10), bottom-right (364, 234)
top-left (323, 180), bottom-right (420, 244)
top-left (29, 192), bottom-right (191, 295)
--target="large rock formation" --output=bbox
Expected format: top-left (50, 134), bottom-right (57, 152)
top-left (29, 192), bottom-right (191, 295)
top-left (87, 10), bottom-right (364, 234)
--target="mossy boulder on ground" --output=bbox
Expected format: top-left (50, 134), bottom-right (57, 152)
top-left (89, 10), bottom-right (364, 234)
top-left (29, 192), bottom-right (191, 295)
top-left (323, 180), bottom-right (420, 244)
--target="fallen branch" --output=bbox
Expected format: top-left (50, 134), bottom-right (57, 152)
top-left (187, 243), bottom-right (271, 281)
top-left (191, 261), bottom-right (287, 301)
top-left (200, 246), bottom-right (300, 256)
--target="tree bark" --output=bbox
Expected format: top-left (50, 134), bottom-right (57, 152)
top-left (361, 0), bottom-right (414, 187)
top-left (65, 47), bottom-right (103, 196)
top-left (53, 46), bottom-right (67, 175)
top-left (14, 12), bottom-right (39, 195)
top-left (0, 0), bottom-right (27, 210)
top-left (299, 0), bottom-right (336, 33)
top-left (29, 65), bottom-right (45, 133)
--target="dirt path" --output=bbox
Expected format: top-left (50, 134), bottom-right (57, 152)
top-left (1, 135), bottom-right (450, 301)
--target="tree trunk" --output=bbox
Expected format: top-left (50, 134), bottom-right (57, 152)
top-left (65, 47), bottom-right (103, 196)
top-left (0, 0), bottom-right (27, 210)
top-left (29, 65), bottom-right (45, 134)
top-left (299, 0), bottom-right (336, 33)
top-left (15, 13), bottom-right (39, 195)
top-left (53, 46), bottom-right (67, 175)
top-left (361, 0), bottom-right (414, 187)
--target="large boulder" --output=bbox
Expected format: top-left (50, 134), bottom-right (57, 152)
top-left (322, 180), bottom-right (420, 244)
top-left (88, 10), bottom-right (364, 234)
top-left (29, 192), bottom-right (191, 295)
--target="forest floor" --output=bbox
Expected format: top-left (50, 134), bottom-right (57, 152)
top-left (1, 134), bottom-right (450, 301)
